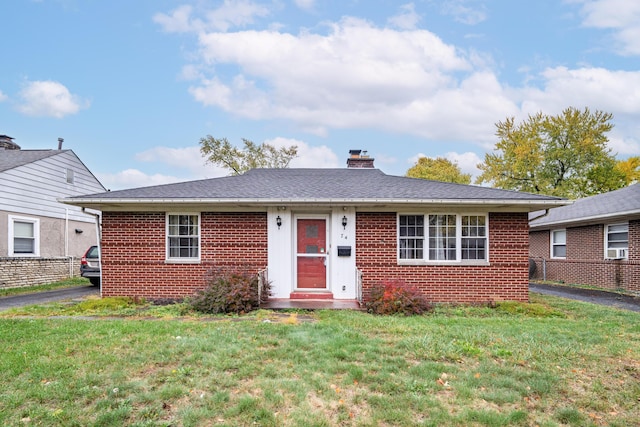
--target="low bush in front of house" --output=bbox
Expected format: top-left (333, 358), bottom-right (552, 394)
top-left (188, 267), bottom-right (269, 314)
top-left (365, 279), bottom-right (432, 315)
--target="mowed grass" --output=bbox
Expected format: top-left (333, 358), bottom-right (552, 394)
top-left (1, 294), bottom-right (639, 426)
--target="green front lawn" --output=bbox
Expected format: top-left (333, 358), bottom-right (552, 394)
top-left (1, 294), bottom-right (638, 426)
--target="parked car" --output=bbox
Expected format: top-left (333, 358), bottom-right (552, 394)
top-left (80, 245), bottom-right (100, 286)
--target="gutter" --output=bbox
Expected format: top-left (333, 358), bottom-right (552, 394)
top-left (528, 209), bottom-right (550, 223)
top-left (62, 197), bottom-right (570, 207)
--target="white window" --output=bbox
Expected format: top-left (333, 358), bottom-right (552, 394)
top-left (66, 168), bottom-right (74, 184)
top-left (166, 214), bottom-right (200, 262)
top-left (605, 223), bottom-right (628, 259)
top-left (398, 214), bottom-right (488, 263)
top-left (461, 215), bottom-right (487, 260)
top-left (399, 215), bottom-right (424, 259)
top-left (8, 216), bottom-right (40, 256)
top-left (551, 229), bottom-right (566, 258)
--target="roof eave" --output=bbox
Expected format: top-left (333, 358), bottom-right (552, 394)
top-left (60, 197), bottom-right (569, 211)
top-left (530, 208), bottom-right (640, 230)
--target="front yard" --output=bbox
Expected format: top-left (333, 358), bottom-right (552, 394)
top-left (1, 294), bottom-right (638, 426)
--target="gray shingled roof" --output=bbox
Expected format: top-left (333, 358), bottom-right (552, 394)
top-left (0, 149), bottom-right (66, 172)
top-left (530, 183), bottom-right (640, 228)
top-left (64, 168), bottom-right (565, 209)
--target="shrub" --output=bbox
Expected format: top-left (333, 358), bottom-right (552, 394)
top-left (365, 279), bottom-right (432, 315)
top-left (188, 267), bottom-right (270, 314)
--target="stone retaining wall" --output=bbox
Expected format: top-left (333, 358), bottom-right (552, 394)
top-left (0, 257), bottom-right (79, 289)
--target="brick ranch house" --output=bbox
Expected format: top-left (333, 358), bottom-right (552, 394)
top-left (62, 151), bottom-right (566, 304)
top-left (529, 183), bottom-right (639, 293)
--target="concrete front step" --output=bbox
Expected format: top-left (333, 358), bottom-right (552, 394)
top-left (262, 299), bottom-right (362, 310)
top-left (290, 292), bottom-right (334, 299)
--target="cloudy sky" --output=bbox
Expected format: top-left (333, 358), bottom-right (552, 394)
top-left (1, 0), bottom-right (639, 190)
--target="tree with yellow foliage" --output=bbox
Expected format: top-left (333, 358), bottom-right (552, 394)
top-left (476, 107), bottom-right (626, 198)
top-left (406, 157), bottom-right (471, 184)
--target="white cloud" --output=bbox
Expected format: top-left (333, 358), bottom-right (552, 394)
top-left (99, 146), bottom-right (228, 190)
top-left (519, 67), bottom-right (640, 115)
top-left (135, 145), bottom-right (228, 178)
top-left (576, 0), bottom-right (640, 55)
top-left (16, 80), bottom-right (88, 118)
top-left (158, 4), bottom-right (640, 155)
top-left (444, 151), bottom-right (483, 178)
top-left (266, 137), bottom-right (340, 168)
top-left (294, 0), bottom-right (315, 11)
top-left (97, 169), bottom-right (185, 191)
top-left (153, 1), bottom-right (270, 33)
top-left (185, 16), bottom-right (520, 143)
top-left (0, 90), bottom-right (7, 102)
top-left (388, 3), bottom-right (421, 30)
top-left (101, 141), bottom-right (340, 190)
top-left (441, 0), bottom-right (487, 25)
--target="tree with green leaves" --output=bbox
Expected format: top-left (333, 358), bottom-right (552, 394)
top-left (476, 107), bottom-right (626, 198)
top-left (406, 157), bottom-right (471, 184)
top-left (200, 136), bottom-right (298, 175)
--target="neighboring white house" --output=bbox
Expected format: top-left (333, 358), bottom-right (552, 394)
top-left (0, 135), bottom-right (105, 289)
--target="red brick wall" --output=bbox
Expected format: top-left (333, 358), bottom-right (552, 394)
top-left (529, 220), bottom-right (639, 292)
top-left (355, 212), bottom-right (530, 303)
top-left (101, 212), bottom-right (268, 299)
top-left (529, 230), bottom-right (549, 259)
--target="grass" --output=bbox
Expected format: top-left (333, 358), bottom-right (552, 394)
top-left (1, 294), bottom-right (639, 426)
top-left (0, 277), bottom-right (93, 297)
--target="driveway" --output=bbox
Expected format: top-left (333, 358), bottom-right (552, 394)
top-left (530, 283), bottom-right (640, 312)
top-left (0, 285), bottom-right (99, 312)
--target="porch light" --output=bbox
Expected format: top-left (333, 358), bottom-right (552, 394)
top-left (276, 215), bottom-right (282, 229)
top-left (342, 215), bottom-right (348, 229)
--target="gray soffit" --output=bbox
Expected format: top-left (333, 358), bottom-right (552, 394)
top-left (530, 183), bottom-right (640, 229)
top-left (61, 168), bottom-right (567, 210)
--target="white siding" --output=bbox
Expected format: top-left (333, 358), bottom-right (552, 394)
top-left (0, 151), bottom-right (104, 223)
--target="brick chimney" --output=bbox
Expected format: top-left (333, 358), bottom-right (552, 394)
top-left (346, 149), bottom-right (375, 168)
top-left (0, 135), bottom-right (20, 150)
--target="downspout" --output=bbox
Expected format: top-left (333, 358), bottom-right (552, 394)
top-left (65, 208), bottom-right (71, 277)
top-left (82, 208), bottom-right (102, 296)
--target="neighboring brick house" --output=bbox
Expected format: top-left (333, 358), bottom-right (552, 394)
top-left (529, 183), bottom-right (640, 293)
top-left (0, 135), bottom-right (105, 289)
top-left (62, 150), bottom-right (565, 304)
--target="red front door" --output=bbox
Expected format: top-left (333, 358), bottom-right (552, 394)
top-left (296, 218), bottom-right (327, 289)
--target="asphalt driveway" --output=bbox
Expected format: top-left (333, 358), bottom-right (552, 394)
top-left (530, 283), bottom-right (640, 312)
top-left (0, 285), bottom-right (99, 312)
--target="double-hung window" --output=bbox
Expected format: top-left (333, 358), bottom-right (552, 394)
top-left (398, 214), bottom-right (488, 263)
top-left (605, 223), bottom-right (628, 259)
top-left (399, 215), bottom-right (424, 259)
top-left (166, 214), bottom-right (200, 262)
top-left (8, 215), bottom-right (40, 256)
top-left (551, 229), bottom-right (566, 258)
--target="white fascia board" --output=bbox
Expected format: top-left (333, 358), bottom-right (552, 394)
top-left (60, 197), bottom-right (569, 210)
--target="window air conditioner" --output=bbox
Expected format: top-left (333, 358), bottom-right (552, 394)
top-left (607, 248), bottom-right (627, 259)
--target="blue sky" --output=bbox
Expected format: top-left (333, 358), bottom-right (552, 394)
top-left (1, 0), bottom-right (639, 190)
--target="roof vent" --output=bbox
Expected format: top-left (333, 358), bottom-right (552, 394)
top-left (0, 135), bottom-right (20, 150)
top-left (346, 149), bottom-right (375, 168)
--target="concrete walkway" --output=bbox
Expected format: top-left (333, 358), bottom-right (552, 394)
top-left (530, 283), bottom-right (640, 312)
top-left (0, 285), bottom-right (99, 312)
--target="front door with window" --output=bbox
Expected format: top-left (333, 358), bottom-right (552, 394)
top-left (296, 218), bottom-right (327, 289)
